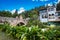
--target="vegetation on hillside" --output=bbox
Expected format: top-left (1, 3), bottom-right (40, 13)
top-left (0, 11), bottom-right (12, 17)
top-left (0, 10), bottom-right (18, 18)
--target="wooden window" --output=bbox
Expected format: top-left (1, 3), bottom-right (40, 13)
top-left (42, 14), bottom-right (48, 18)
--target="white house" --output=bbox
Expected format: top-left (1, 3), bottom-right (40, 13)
top-left (39, 8), bottom-right (48, 22)
top-left (39, 4), bottom-right (60, 23)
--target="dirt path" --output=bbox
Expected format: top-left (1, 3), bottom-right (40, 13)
top-left (0, 32), bottom-right (16, 40)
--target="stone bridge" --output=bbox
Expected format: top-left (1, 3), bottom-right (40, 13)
top-left (0, 15), bottom-right (30, 26)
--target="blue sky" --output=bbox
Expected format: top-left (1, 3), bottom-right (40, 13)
top-left (0, 0), bottom-right (58, 11)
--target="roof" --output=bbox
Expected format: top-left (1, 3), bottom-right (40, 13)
top-left (39, 8), bottom-right (47, 11)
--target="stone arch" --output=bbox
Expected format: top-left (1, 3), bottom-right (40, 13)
top-left (17, 22), bottom-right (25, 26)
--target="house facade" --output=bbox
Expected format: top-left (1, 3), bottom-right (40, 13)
top-left (39, 4), bottom-right (60, 23)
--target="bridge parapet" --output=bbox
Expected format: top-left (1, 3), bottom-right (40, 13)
top-left (0, 16), bottom-right (30, 26)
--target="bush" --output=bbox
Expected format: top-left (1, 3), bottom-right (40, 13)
top-left (0, 24), bottom-right (60, 40)
top-left (26, 19), bottom-right (47, 28)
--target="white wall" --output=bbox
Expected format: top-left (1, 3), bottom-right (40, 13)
top-left (39, 7), bottom-right (56, 22)
top-left (47, 7), bottom-right (56, 21)
top-left (39, 11), bottom-right (48, 22)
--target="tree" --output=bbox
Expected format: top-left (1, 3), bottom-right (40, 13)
top-left (56, 2), bottom-right (60, 11)
top-left (12, 9), bottom-right (18, 18)
top-left (0, 11), bottom-right (12, 17)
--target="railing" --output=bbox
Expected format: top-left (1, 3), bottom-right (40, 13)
top-left (48, 16), bottom-right (60, 21)
top-left (55, 16), bottom-right (60, 21)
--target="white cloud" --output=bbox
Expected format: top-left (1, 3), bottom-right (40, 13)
top-left (58, 0), bottom-right (60, 3)
top-left (32, 0), bottom-right (48, 1)
top-left (11, 9), bottom-right (16, 14)
top-left (32, 0), bottom-right (48, 2)
top-left (5, 9), bottom-right (11, 12)
top-left (52, 0), bottom-right (60, 5)
top-left (40, 0), bottom-right (48, 1)
top-left (18, 7), bottom-right (25, 14)
top-left (48, 3), bottom-right (52, 6)
top-left (36, 0), bottom-right (38, 1)
top-left (32, 0), bottom-right (39, 1)
top-left (11, 7), bottom-right (25, 14)
top-left (32, 0), bottom-right (35, 1)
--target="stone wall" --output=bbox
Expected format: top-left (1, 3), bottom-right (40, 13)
top-left (0, 16), bottom-right (30, 26)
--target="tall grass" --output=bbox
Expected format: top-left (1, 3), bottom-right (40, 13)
top-left (0, 24), bottom-right (60, 40)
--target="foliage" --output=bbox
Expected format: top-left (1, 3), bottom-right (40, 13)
top-left (12, 9), bottom-right (18, 18)
top-left (26, 19), bottom-right (47, 28)
top-left (0, 10), bottom-right (18, 17)
top-left (0, 11), bottom-right (12, 17)
top-left (0, 24), bottom-right (60, 40)
top-left (56, 2), bottom-right (60, 11)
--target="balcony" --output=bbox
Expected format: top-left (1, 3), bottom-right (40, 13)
top-left (55, 16), bottom-right (60, 21)
top-left (48, 16), bottom-right (60, 22)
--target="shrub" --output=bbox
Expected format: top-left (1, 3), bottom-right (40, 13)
top-left (0, 24), bottom-right (60, 40)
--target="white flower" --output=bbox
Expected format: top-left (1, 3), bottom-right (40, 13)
top-left (29, 27), bottom-right (32, 31)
